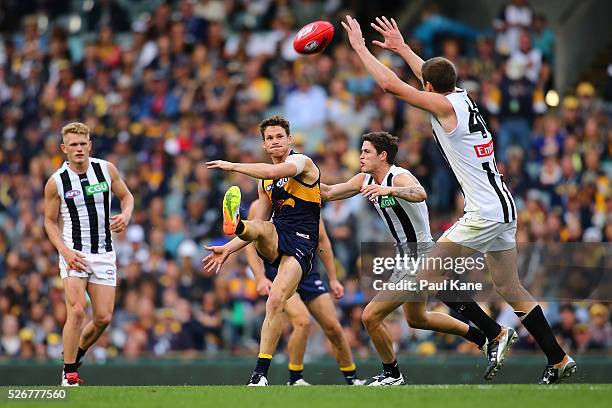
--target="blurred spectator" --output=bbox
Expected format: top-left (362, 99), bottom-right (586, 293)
top-left (0, 1), bottom-right (610, 361)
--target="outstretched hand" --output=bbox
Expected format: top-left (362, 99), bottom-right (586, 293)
top-left (341, 15), bottom-right (366, 51)
top-left (202, 245), bottom-right (230, 275)
top-left (370, 16), bottom-right (406, 52)
top-left (205, 160), bottom-right (235, 172)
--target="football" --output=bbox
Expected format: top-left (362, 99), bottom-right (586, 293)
top-left (293, 20), bottom-right (334, 54)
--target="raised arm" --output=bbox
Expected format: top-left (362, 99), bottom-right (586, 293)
top-left (371, 16), bottom-right (425, 85)
top-left (321, 173), bottom-right (366, 201)
top-left (342, 15), bottom-right (453, 118)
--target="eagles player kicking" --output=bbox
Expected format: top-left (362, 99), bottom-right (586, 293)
top-left (44, 122), bottom-right (134, 386)
top-left (204, 116), bottom-right (323, 386)
top-left (342, 15), bottom-right (575, 383)
top-left (321, 132), bottom-right (514, 385)
top-left (245, 211), bottom-right (366, 386)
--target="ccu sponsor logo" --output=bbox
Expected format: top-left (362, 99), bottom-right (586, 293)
top-left (474, 139), bottom-right (494, 158)
top-left (85, 181), bottom-right (109, 196)
top-left (64, 189), bottom-right (81, 199)
top-left (296, 23), bottom-right (316, 40)
top-left (379, 195), bottom-right (398, 209)
top-left (304, 40), bottom-right (319, 52)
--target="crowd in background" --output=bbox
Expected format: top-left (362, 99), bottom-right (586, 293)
top-left (0, 0), bottom-right (611, 362)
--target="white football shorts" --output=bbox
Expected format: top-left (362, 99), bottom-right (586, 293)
top-left (441, 213), bottom-right (517, 253)
top-left (59, 250), bottom-right (117, 287)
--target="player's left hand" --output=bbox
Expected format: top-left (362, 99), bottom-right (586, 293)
top-left (329, 279), bottom-right (344, 299)
top-left (341, 15), bottom-right (366, 51)
top-left (202, 245), bottom-right (230, 274)
top-left (110, 213), bottom-right (130, 233)
top-left (360, 184), bottom-right (392, 201)
top-left (205, 160), bottom-right (235, 171)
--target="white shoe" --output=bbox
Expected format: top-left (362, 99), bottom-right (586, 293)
top-left (287, 378), bottom-right (311, 386)
top-left (247, 373), bottom-right (268, 386)
top-left (484, 326), bottom-right (518, 380)
top-left (350, 378), bottom-right (368, 386)
top-left (61, 371), bottom-right (83, 386)
top-left (368, 372), bottom-right (404, 386)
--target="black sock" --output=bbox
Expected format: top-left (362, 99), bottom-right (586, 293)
top-left (76, 347), bottom-right (87, 363)
top-left (463, 326), bottom-right (486, 348)
top-left (438, 291), bottom-right (502, 341)
top-left (289, 363), bottom-right (303, 383)
top-left (254, 354), bottom-right (272, 376)
top-left (520, 306), bottom-right (565, 365)
top-left (235, 220), bottom-right (246, 235)
top-left (63, 362), bottom-right (79, 374)
top-left (382, 360), bottom-right (400, 378)
top-left (340, 364), bottom-right (357, 384)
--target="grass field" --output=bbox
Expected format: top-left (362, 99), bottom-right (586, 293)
top-left (2, 385), bottom-right (611, 408)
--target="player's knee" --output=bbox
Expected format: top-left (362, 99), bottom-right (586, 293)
top-left (405, 312), bottom-right (429, 329)
top-left (323, 321), bottom-right (344, 342)
top-left (67, 303), bottom-right (86, 323)
top-left (266, 292), bottom-right (284, 316)
top-left (292, 316), bottom-right (311, 333)
top-left (362, 306), bottom-right (380, 330)
top-left (94, 312), bottom-right (113, 328)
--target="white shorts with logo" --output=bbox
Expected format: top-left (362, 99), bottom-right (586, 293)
top-left (442, 213), bottom-right (516, 253)
top-left (59, 251), bottom-right (117, 287)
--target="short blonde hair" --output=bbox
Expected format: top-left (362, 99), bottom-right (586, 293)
top-left (61, 122), bottom-right (90, 138)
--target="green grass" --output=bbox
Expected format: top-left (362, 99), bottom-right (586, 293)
top-left (2, 385), bottom-right (611, 408)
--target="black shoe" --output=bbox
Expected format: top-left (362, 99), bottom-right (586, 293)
top-left (484, 327), bottom-right (518, 380)
top-left (539, 356), bottom-right (577, 384)
top-left (247, 372), bottom-right (268, 386)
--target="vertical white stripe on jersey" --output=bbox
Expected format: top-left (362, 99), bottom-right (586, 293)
top-left (431, 89), bottom-right (516, 223)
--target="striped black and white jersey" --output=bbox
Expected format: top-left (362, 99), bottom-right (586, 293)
top-left (431, 88), bottom-right (516, 223)
top-left (51, 158), bottom-right (113, 254)
top-left (362, 165), bottom-right (434, 255)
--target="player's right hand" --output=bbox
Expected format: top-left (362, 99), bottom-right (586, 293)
top-left (256, 278), bottom-right (273, 296)
top-left (370, 16), bottom-right (405, 52)
top-left (61, 249), bottom-right (89, 272)
top-left (202, 245), bottom-right (229, 275)
top-left (329, 279), bottom-right (345, 299)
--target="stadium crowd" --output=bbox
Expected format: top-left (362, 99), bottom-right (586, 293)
top-left (0, 0), bottom-right (611, 362)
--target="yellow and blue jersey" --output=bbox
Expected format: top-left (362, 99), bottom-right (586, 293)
top-left (260, 153), bottom-right (321, 276)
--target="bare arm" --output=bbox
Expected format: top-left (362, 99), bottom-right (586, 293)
top-left (342, 15), bottom-right (453, 118)
top-left (108, 162), bottom-right (134, 233)
top-left (317, 217), bottom-right (344, 299)
top-left (43, 178), bottom-right (88, 271)
top-left (321, 173), bottom-right (366, 201)
top-left (44, 179), bottom-right (70, 256)
top-left (206, 154), bottom-right (318, 182)
top-left (360, 172), bottom-right (427, 202)
top-left (371, 16), bottom-right (425, 85)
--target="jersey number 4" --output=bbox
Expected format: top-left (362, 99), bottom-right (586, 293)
top-left (466, 96), bottom-right (489, 138)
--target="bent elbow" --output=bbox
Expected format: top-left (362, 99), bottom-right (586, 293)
top-left (418, 190), bottom-right (427, 202)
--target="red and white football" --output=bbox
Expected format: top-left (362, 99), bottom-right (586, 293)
top-left (293, 21), bottom-right (334, 55)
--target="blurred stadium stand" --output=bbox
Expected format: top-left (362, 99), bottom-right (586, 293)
top-left (0, 0), bottom-right (611, 384)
